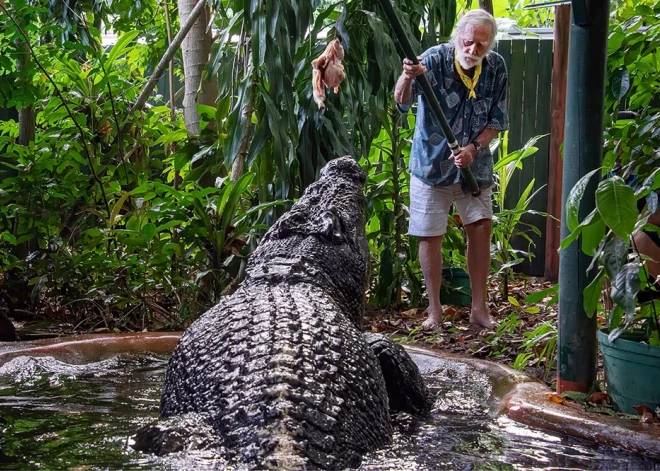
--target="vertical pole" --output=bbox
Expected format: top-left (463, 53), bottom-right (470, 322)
top-left (544, 4), bottom-right (571, 282)
top-left (557, 1), bottom-right (610, 394)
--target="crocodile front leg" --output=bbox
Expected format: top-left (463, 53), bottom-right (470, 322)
top-left (363, 332), bottom-right (432, 416)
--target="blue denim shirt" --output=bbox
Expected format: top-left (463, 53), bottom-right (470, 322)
top-left (398, 43), bottom-right (509, 190)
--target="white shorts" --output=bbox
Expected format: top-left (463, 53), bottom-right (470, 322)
top-left (409, 176), bottom-right (493, 237)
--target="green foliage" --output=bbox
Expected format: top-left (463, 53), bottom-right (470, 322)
top-left (562, 0), bottom-right (660, 344)
top-left (500, 0), bottom-right (553, 28)
top-left (484, 311), bottom-right (520, 357)
top-left (362, 108), bottom-right (421, 308)
top-left (205, 0), bottom-right (457, 203)
top-left (604, 2), bottom-right (660, 176)
top-left (517, 320), bottom-right (557, 382)
top-left (491, 133), bottom-right (548, 298)
top-left (0, 4), bottom-right (285, 329)
top-left (456, 0), bottom-right (554, 28)
top-left (0, 0), bottom-right (561, 332)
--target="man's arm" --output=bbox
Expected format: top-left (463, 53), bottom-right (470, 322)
top-left (452, 128), bottom-right (499, 169)
top-left (473, 128), bottom-right (499, 150)
top-left (394, 74), bottom-right (414, 106)
top-left (394, 58), bottom-right (426, 106)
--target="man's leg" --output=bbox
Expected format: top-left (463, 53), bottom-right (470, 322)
top-left (420, 235), bottom-right (444, 329)
top-left (455, 184), bottom-right (495, 329)
top-left (465, 218), bottom-right (495, 329)
top-left (408, 176), bottom-right (452, 330)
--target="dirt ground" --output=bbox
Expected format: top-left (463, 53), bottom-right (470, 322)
top-left (364, 276), bottom-right (560, 387)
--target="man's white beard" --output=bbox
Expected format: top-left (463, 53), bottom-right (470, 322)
top-left (456, 50), bottom-right (484, 70)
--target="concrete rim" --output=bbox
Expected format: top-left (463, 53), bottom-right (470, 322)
top-left (1, 333), bottom-right (658, 459)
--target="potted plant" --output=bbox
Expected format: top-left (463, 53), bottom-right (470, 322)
top-left (440, 214), bottom-right (471, 306)
top-left (560, 4), bottom-right (660, 415)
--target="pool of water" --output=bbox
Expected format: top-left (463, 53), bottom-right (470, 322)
top-left (0, 352), bottom-right (658, 471)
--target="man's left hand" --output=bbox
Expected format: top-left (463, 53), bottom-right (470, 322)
top-left (452, 145), bottom-right (476, 169)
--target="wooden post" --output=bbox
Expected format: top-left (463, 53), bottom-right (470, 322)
top-left (544, 4), bottom-right (571, 282)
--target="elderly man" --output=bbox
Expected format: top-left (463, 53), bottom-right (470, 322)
top-left (394, 9), bottom-right (508, 330)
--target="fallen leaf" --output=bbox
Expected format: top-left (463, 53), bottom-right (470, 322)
top-left (588, 392), bottom-right (611, 407)
top-left (444, 306), bottom-right (458, 317)
top-left (546, 393), bottom-right (566, 404)
top-left (634, 405), bottom-right (656, 423)
top-left (98, 121), bottom-right (111, 136)
top-left (640, 410), bottom-right (655, 424)
top-left (400, 308), bottom-right (418, 318)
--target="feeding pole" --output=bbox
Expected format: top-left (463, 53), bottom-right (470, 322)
top-left (376, 0), bottom-right (481, 196)
top-left (557, 0), bottom-right (610, 393)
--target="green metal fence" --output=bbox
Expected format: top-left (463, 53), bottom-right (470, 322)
top-left (495, 37), bottom-right (554, 276)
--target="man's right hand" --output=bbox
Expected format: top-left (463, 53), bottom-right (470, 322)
top-left (402, 58), bottom-right (426, 80)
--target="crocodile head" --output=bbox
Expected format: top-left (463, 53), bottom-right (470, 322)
top-left (246, 156), bottom-right (368, 327)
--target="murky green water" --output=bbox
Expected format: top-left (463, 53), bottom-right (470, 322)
top-left (0, 353), bottom-right (658, 471)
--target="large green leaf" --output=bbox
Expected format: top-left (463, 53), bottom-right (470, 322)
top-left (220, 172), bottom-right (255, 234)
top-left (493, 134), bottom-right (547, 172)
top-left (109, 191), bottom-right (131, 228)
top-left (565, 168), bottom-right (600, 232)
top-left (106, 30), bottom-right (139, 68)
top-left (580, 210), bottom-right (606, 256)
top-left (611, 67), bottom-right (630, 100)
top-left (583, 270), bottom-right (604, 317)
top-left (610, 261), bottom-right (641, 319)
top-left (524, 284), bottom-right (558, 303)
top-left (595, 177), bottom-right (638, 239)
top-left (602, 235), bottom-right (629, 280)
top-left (142, 223), bottom-right (157, 243)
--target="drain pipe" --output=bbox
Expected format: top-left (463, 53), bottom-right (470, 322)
top-left (557, 0), bottom-right (610, 393)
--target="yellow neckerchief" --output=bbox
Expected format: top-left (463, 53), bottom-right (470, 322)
top-left (454, 51), bottom-right (482, 99)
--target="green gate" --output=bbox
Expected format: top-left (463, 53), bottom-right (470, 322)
top-left (495, 37), bottom-right (553, 276)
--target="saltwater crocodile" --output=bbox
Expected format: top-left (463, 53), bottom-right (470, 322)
top-left (133, 156), bottom-right (431, 469)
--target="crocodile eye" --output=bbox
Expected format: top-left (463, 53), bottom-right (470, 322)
top-left (318, 210), bottom-right (345, 243)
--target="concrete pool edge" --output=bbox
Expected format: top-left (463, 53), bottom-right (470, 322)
top-left (406, 344), bottom-right (660, 460)
top-left (2, 333), bottom-right (659, 459)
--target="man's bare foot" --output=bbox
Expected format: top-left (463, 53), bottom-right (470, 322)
top-left (469, 308), bottom-right (496, 330)
top-left (421, 308), bottom-right (443, 330)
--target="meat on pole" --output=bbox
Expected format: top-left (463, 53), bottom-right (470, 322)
top-left (377, 0), bottom-right (481, 196)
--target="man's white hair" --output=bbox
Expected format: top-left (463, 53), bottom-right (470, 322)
top-left (452, 9), bottom-right (498, 52)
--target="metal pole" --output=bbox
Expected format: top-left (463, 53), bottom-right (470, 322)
top-left (376, 0), bottom-right (481, 196)
top-left (557, 0), bottom-right (610, 393)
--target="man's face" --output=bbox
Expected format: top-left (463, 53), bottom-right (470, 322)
top-left (455, 23), bottom-right (493, 70)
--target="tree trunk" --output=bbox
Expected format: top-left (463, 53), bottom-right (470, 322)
top-left (179, 0), bottom-right (218, 135)
top-left (478, 0), bottom-right (494, 15)
top-left (129, 0), bottom-right (208, 116)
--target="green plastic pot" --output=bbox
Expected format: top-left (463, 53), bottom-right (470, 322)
top-left (598, 329), bottom-right (660, 415)
top-left (440, 268), bottom-right (472, 307)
